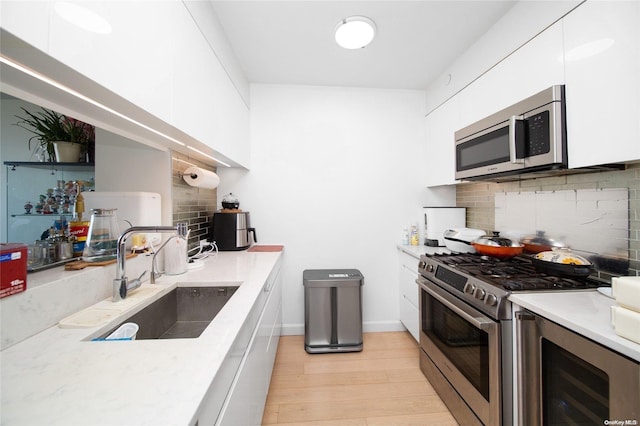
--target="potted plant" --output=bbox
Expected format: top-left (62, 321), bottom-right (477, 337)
top-left (14, 107), bottom-right (95, 162)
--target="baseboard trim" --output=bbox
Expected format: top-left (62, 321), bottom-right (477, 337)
top-left (281, 320), bottom-right (406, 336)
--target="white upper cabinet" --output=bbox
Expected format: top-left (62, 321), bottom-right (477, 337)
top-left (424, 1), bottom-right (640, 186)
top-left (0, 1), bottom-right (50, 53)
top-left (563, 1), bottom-right (640, 167)
top-left (48, 1), bottom-right (174, 124)
top-left (458, 21), bottom-right (565, 130)
top-left (424, 96), bottom-right (459, 187)
top-left (425, 20), bottom-right (564, 187)
top-left (1, 1), bottom-right (250, 168)
top-left (170, 4), bottom-right (250, 168)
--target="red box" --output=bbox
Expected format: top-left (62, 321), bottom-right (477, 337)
top-left (1, 243), bottom-right (27, 299)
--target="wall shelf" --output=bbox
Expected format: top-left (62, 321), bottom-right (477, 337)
top-left (11, 213), bottom-right (74, 218)
top-left (4, 161), bottom-right (94, 172)
top-left (4, 161), bottom-right (95, 244)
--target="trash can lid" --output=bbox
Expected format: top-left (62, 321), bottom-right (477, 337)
top-left (303, 269), bottom-right (364, 286)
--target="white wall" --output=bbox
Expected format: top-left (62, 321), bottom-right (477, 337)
top-left (217, 84), bottom-right (455, 335)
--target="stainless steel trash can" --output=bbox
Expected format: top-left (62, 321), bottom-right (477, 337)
top-left (303, 269), bottom-right (363, 354)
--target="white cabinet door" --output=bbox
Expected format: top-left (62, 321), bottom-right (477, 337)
top-left (398, 251), bottom-right (419, 342)
top-left (171, 4), bottom-right (250, 168)
top-left (19, 1), bottom-right (250, 167)
top-left (0, 1), bottom-right (51, 54)
top-left (425, 19), bottom-right (564, 186)
top-left (564, 1), bottom-right (640, 167)
top-left (47, 1), bottom-right (174, 124)
top-left (216, 267), bottom-right (282, 426)
top-left (424, 97), bottom-right (459, 187)
top-left (458, 21), bottom-right (565, 130)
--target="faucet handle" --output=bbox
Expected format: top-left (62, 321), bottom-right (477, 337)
top-left (118, 279), bottom-right (128, 300)
top-left (129, 271), bottom-right (146, 289)
top-left (120, 271), bottom-right (147, 299)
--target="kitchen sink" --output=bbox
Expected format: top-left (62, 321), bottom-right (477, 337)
top-left (97, 285), bottom-right (239, 340)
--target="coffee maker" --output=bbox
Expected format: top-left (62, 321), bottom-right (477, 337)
top-left (211, 193), bottom-right (257, 251)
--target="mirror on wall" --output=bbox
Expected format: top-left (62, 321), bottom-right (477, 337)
top-left (1, 94), bottom-right (96, 245)
top-left (1, 92), bottom-right (172, 247)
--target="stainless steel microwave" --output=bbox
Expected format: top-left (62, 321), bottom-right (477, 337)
top-left (455, 85), bottom-right (567, 181)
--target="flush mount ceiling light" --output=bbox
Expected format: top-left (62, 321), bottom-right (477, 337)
top-left (335, 16), bottom-right (376, 49)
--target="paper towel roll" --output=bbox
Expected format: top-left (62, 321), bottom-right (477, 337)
top-left (183, 166), bottom-right (220, 189)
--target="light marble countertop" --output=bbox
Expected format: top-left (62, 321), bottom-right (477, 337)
top-left (1, 250), bottom-right (283, 425)
top-left (510, 290), bottom-right (640, 362)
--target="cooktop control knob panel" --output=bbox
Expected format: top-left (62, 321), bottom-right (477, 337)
top-left (484, 293), bottom-right (498, 306)
top-left (474, 287), bottom-right (486, 300)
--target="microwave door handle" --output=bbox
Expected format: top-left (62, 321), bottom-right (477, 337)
top-left (509, 115), bottom-right (525, 164)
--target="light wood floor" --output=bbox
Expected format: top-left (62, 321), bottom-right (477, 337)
top-left (262, 331), bottom-right (459, 426)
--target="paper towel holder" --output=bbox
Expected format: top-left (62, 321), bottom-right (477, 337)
top-left (180, 171), bottom-right (198, 179)
top-left (181, 166), bottom-right (220, 189)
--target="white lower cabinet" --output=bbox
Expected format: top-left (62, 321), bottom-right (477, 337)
top-left (398, 250), bottom-right (419, 342)
top-left (215, 266), bottom-right (282, 425)
top-left (195, 263), bottom-right (282, 426)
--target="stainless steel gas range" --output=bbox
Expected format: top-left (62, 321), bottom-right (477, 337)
top-left (416, 253), bottom-right (606, 426)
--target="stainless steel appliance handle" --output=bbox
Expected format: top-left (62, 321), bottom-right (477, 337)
top-left (509, 115), bottom-right (524, 164)
top-left (417, 278), bottom-right (494, 331)
top-left (515, 310), bottom-right (539, 426)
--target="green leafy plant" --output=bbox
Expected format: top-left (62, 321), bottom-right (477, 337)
top-left (14, 107), bottom-right (95, 162)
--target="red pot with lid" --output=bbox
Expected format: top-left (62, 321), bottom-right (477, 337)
top-left (520, 231), bottom-right (568, 254)
top-left (471, 232), bottom-right (524, 259)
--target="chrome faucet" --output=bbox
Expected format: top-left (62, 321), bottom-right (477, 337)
top-left (113, 224), bottom-right (189, 302)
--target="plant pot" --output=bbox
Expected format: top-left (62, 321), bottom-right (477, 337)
top-left (53, 141), bottom-right (82, 162)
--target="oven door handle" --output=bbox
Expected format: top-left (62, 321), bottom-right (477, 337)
top-left (417, 278), bottom-right (495, 331)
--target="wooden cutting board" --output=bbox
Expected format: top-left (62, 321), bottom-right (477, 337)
top-left (64, 253), bottom-right (137, 270)
top-left (247, 245), bottom-right (284, 252)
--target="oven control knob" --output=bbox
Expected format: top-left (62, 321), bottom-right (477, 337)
top-left (463, 283), bottom-right (475, 294)
top-left (474, 288), bottom-right (486, 300)
top-left (485, 294), bottom-right (498, 306)
top-left (418, 261), bottom-right (426, 270)
top-left (426, 264), bottom-right (434, 273)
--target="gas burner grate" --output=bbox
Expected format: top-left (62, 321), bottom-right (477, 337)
top-left (425, 252), bottom-right (605, 291)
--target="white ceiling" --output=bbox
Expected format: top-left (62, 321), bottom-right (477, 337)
top-left (210, 1), bottom-right (517, 91)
